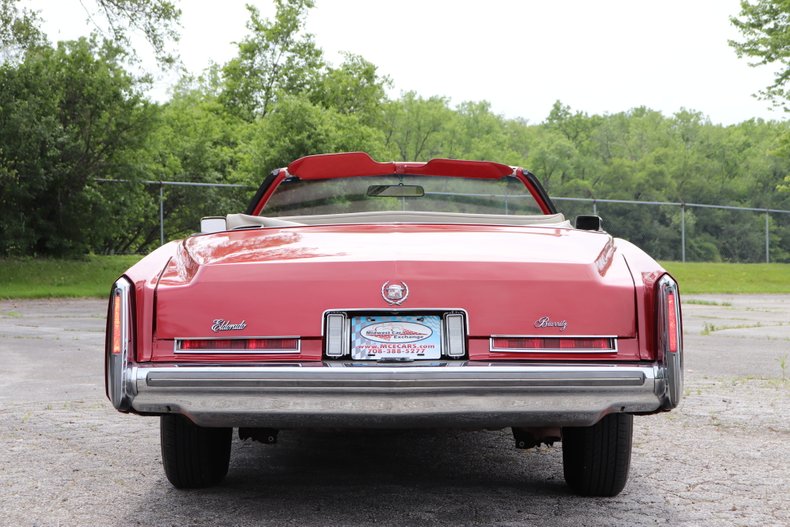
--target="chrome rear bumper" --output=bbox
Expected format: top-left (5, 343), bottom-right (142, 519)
top-left (119, 362), bottom-right (672, 428)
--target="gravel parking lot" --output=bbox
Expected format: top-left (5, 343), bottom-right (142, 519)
top-left (0, 295), bottom-right (788, 526)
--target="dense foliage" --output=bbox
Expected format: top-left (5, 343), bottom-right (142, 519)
top-left (0, 38), bottom-right (156, 255)
top-left (0, 0), bottom-right (788, 261)
top-left (730, 0), bottom-right (790, 109)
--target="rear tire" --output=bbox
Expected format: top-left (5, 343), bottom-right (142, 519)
top-left (160, 415), bottom-right (232, 489)
top-left (562, 413), bottom-right (633, 497)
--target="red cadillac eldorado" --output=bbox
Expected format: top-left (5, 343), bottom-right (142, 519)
top-left (105, 152), bottom-right (683, 496)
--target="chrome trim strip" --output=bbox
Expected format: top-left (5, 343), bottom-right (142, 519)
top-left (489, 335), bottom-right (618, 353)
top-left (173, 349), bottom-right (302, 355)
top-left (490, 334), bottom-right (619, 338)
top-left (176, 335), bottom-right (302, 340)
top-left (173, 336), bottom-right (301, 354)
top-left (141, 365), bottom-right (649, 389)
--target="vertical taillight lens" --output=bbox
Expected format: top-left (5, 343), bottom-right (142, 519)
top-left (325, 313), bottom-right (348, 358)
top-left (111, 292), bottom-right (123, 355)
top-left (106, 278), bottom-right (133, 410)
top-left (666, 289), bottom-right (679, 354)
top-left (657, 275), bottom-right (683, 409)
top-left (443, 313), bottom-right (466, 358)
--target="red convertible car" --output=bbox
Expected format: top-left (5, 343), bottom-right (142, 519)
top-left (106, 152), bottom-right (683, 496)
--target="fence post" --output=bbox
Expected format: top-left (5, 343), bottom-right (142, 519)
top-left (159, 183), bottom-right (164, 246)
top-left (681, 203), bottom-right (686, 263)
top-left (765, 210), bottom-right (770, 263)
top-left (592, 199), bottom-right (597, 216)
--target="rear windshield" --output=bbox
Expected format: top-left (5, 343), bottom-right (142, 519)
top-left (261, 175), bottom-right (542, 217)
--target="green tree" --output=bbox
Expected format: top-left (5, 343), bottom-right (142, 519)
top-left (730, 0), bottom-right (790, 108)
top-left (109, 81), bottom-right (254, 253)
top-left (382, 92), bottom-right (456, 160)
top-left (87, 0), bottom-right (182, 66)
top-left (0, 38), bottom-right (155, 256)
top-left (221, 0), bottom-right (323, 120)
top-left (525, 129), bottom-right (577, 191)
top-left (452, 101), bottom-right (517, 161)
top-left (0, 0), bottom-right (45, 60)
top-left (1, 0), bottom-right (181, 66)
top-left (240, 94), bottom-right (388, 184)
top-left (310, 53), bottom-right (390, 127)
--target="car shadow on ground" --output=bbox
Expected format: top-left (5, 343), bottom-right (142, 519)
top-left (124, 428), bottom-right (677, 526)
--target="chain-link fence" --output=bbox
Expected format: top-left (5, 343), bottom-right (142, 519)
top-left (554, 197), bottom-right (790, 263)
top-left (97, 179), bottom-right (790, 263)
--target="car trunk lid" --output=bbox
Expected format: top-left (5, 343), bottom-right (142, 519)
top-left (152, 224), bottom-right (635, 350)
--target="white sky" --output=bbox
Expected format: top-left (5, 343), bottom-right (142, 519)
top-left (28, 0), bottom-right (787, 125)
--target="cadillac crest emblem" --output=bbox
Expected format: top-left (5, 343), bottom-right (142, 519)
top-left (381, 281), bottom-right (409, 305)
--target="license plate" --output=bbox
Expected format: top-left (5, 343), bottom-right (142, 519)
top-left (351, 315), bottom-right (442, 360)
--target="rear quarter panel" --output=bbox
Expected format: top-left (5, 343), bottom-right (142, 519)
top-left (121, 241), bottom-right (178, 362)
top-left (616, 238), bottom-right (673, 361)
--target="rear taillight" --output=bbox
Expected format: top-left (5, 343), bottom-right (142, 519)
top-left (490, 336), bottom-right (616, 353)
top-left (443, 313), bottom-right (466, 358)
top-left (106, 278), bottom-right (133, 410)
top-left (325, 313), bottom-right (348, 358)
top-left (111, 293), bottom-right (123, 355)
top-left (657, 274), bottom-right (683, 409)
top-left (175, 337), bottom-right (300, 353)
top-left (666, 289), bottom-right (679, 354)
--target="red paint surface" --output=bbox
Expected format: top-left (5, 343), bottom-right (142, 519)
top-left (286, 152), bottom-right (513, 180)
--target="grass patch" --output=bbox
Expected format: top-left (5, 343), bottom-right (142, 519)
top-left (701, 322), bottom-right (717, 336)
top-left (0, 255), bottom-right (142, 299)
top-left (683, 299), bottom-right (733, 307)
top-left (699, 321), bottom-right (774, 335)
top-left (661, 262), bottom-right (790, 294)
